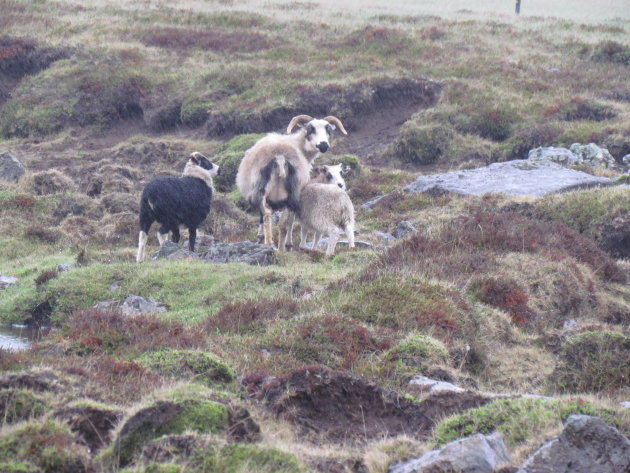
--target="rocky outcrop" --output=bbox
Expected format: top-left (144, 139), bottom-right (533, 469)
top-left (0, 151), bottom-right (25, 182)
top-left (94, 295), bottom-right (167, 315)
top-left (403, 160), bottom-right (611, 197)
top-left (202, 241), bottom-right (276, 266)
top-left (389, 432), bottom-right (513, 473)
top-left (517, 414), bottom-right (630, 473)
top-left (152, 240), bottom-right (276, 265)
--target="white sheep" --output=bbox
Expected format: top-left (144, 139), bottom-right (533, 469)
top-left (297, 174), bottom-right (355, 257)
top-left (235, 114), bottom-right (347, 249)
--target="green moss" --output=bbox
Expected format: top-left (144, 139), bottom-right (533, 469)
top-left (553, 331), bottom-right (630, 393)
top-left (386, 333), bottom-right (448, 365)
top-left (434, 397), bottom-right (626, 448)
top-left (0, 420), bottom-right (88, 473)
top-left (0, 389), bottom-right (49, 424)
top-left (139, 349), bottom-right (236, 385)
top-left (194, 444), bottom-right (302, 473)
top-left (212, 133), bottom-right (265, 192)
top-left (110, 384), bottom-right (229, 467)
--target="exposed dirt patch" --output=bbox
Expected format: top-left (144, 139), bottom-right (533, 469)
top-left (0, 369), bottom-right (84, 394)
top-left (204, 78), bottom-right (442, 147)
top-left (140, 27), bottom-right (279, 53)
top-left (55, 404), bottom-right (123, 453)
top-left (254, 366), bottom-right (435, 443)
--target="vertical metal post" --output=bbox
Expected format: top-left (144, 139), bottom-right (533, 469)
top-left (515, 0), bottom-right (521, 15)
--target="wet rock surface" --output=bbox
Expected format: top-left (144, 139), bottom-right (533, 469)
top-left (516, 414), bottom-right (630, 473)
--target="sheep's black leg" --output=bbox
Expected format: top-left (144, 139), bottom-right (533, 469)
top-left (188, 227), bottom-right (197, 253)
top-left (172, 228), bottom-right (180, 244)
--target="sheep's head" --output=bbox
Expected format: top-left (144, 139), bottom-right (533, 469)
top-left (189, 151), bottom-right (219, 177)
top-left (287, 115), bottom-right (348, 154)
top-left (272, 155), bottom-right (288, 179)
top-left (312, 164), bottom-right (347, 190)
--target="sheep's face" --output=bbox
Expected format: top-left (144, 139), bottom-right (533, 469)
top-left (190, 152), bottom-right (219, 176)
top-left (304, 119), bottom-right (335, 154)
top-left (272, 155), bottom-right (288, 179)
top-left (313, 164), bottom-right (347, 190)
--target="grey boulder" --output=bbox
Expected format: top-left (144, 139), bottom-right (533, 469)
top-left (569, 142), bottom-right (621, 170)
top-left (202, 241), bottom-right (276, 266)
top-left (0, 152), bottom-right (25, 183)
top-left (389, 432), bottom-right (512, 473)
top-left (517, 414), bottom-right (630, 473)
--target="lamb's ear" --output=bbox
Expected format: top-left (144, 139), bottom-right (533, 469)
top-left (341, 165), bottom-right (350, 175)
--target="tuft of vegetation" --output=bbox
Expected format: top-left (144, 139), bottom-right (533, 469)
top-left (138, 349), bottom-right (236, 385)
top-left (434, 397), bottom-right (627, 449)
top-left (211, 133), bottom-right (265, 192)
top-left (591, 40), bottom-right (630, 65)
top-left (192, 443), bottom-right (303, 473)
top-left (553, 331), bottom-right (630, 393)
top-left (392, 123), bottom-right (452, 164)
top-left (0, 388), bottom-right (48, 424)
top-left (0, 419), bottom-right (89, 473)
top-left (109, 384), bottom-right (230, 468)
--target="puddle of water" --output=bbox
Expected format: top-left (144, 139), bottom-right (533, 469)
top-left (0, 325), bottom-right (50, 352)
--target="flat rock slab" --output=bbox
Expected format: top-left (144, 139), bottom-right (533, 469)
top-left (404, 160), bottom-right (612, 197)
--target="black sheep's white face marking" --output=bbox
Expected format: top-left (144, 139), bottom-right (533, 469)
top-left (190, 152), bottom-right (219, 176)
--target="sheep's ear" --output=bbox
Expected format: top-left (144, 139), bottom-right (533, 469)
top-left (312, 167), bottom-right (322, 176)
top-left (341, 165), bottom-right (350, 175)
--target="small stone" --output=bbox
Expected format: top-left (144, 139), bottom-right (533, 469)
top-left (408, 375), bottom-right (466, 394)
top-left (0, 276), bottom-right (19, 289)
top-left (375, 232), bottom-right (396, 243)
top-left (108, 282), bottom-right (120, 292)
top-left (393, 220), bottom-right (416, 239)
top-left (56, 264), bottom-right (73, 273)
top-left (0, 151), bottom-right (26, 183)
top-left (120, 295), bottom-right (166, 316)
top-left (620, 401), bottom-right (630, 409)
top-left (152, 241), bottom-right (181, 260)
top-left (562, 319), bottom-right (580, 330)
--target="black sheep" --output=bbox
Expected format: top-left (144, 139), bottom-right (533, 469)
top-left (136, 152), bottom-right (219, 262)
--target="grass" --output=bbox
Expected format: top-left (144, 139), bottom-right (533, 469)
top-left (0, 1), bottom-right (629, 472)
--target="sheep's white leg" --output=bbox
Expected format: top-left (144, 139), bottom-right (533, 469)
top-left (136, 231), bottom-right (148, 263)
top-left (312, 232), bottom-right (322, 251)
top-left (263, 206), bottom-right (274, 247)
top-left (299, 225), bottom-right (309, 249)
top-left (281, 211), bottom-right (295, 251)
top-left (157, 232), bottom-right (169, 246)
top-left (325, 230), bottom-right (339, 257)
top-left (345, 223), bottom-right (355, 249)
